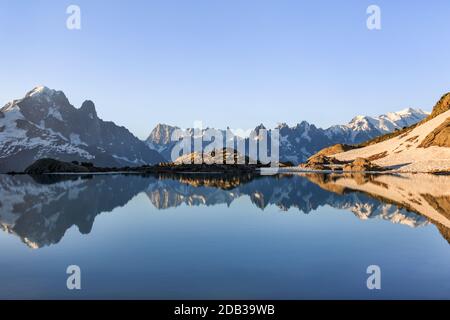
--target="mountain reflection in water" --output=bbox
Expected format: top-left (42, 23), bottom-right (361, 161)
top-left (0, 172), bottom-right (449, 249)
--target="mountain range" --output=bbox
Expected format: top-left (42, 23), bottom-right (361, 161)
top-left (146, 108), bottom-right (429, 164)
top-left (0, 86), bottom-right (430, 172)
top-left (0, 86), bottom-right (164, 172)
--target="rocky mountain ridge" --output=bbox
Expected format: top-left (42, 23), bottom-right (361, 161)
top-left (147, 108), bottom-right (429, 164)
top-left (0, 86), bottom-right (164, 172)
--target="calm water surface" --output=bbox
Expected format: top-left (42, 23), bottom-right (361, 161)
top-left (0, 173), bottom-right (449, 299)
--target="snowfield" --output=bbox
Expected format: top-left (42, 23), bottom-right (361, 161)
top-left (334, 109), bottom-right (450, 172)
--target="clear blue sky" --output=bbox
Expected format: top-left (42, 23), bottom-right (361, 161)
top-left (0, 0), bottom-right (449, 139)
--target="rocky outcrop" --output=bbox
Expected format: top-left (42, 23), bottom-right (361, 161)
top-left (309, 143), bottom-right (358, 159)
top-left (301, 155), bottom-right (344, 171)
top-left (24, 158), bottom-right (89, 174)
top-left (418, 117), bottom-right (450, 148)
top-left (342, 158), bottom-right (385, 172)
top-left (428, 93), bottom-right (450, 119)
top-left (174, 148), bottom-right (252, 165)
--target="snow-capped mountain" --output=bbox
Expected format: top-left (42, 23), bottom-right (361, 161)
top-left (326, 107), bottom-right (430, 143)
top-left (0, 86), bottom-right (430, 172)
top-left (145, 123), bottom-right (181, 160)
top-left (277, 107), bottom-right (429, 163)
top-left (0, 86), bottom-right (164, 172)
top-left (333, 93), bottom-right (450, 172)
top-left (146, 108), bottom-right (429, 164)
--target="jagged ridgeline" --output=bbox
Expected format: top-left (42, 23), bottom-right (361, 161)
top-left (0, 86), bottom-right (164, 172)
top-left (146, 110), bottom-right (429, 164)
top-left (0, 86), bottom-right (442, 172)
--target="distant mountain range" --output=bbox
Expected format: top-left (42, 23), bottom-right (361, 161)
top-left (146, 108), bottom-right (429, 164)
top-left (0, 86), bottom-right (430, 172)
top-left (0, 86), bottom-right (164, 172)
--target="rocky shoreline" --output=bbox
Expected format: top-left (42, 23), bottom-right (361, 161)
top-left (6, 157), bottom-right (449, 176)
top-left (10, 158), bottom-right (265, 175)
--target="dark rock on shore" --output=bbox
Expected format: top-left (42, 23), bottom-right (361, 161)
top-left (25, 158), bottom-right (90, 174)
top-left (21, 158), bottom-right (264, 175)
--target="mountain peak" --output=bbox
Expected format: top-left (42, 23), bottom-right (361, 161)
top-left (0, 89), bottom-right (165, 172)
top-left (349, 115), bottom-right (368, 124)
top-left (154, 123), bottom-right (179, 130)
top-left (25, 86), bottom-right (55, 98)
top-left (276, 122), bottom-right (289, 129)
top-left (387, 107), bottom-right (429, 118)
top-left (429, 92), bottom-right (450, 119)
top-left (398, 107), bottom-right (415, 114)
top-left (79, 100), bottom-right (97, 119)
top-left (147, 123), bottom-right (180, 145)
top-left (395, 107), bottom-right (416, 113)
top-left (254, 123), bottom-right (266, 130)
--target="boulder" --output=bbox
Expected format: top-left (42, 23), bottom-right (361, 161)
top-left (301, 155), bottom-right (341, 170)
top-left (418, 117), bottom-right (450, 148)
top-left (343, 157), bottom-right (385, 172)
top-left (308, 144), bottom-right (358, 159)
top-left (25, 158), bottom-right (90, 174)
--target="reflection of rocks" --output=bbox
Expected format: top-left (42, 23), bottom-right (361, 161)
top-left (436, 224), bottom-right (450, 244)
top-left (145, 173), bottom-right (430, 228)
top-left (1, 172), bottom-right (448, 249)
top-left (155, 172), bottom-right (257, 190)
top-left (146, 177), bottom-right (239, 209)
top-left (421, 194), bottom-right (450, 220)
top-left (303, 172), bottom-right (450, 235)
top-left (344, 201), bottom-right (428, 227)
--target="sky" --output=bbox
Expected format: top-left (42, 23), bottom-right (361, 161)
top-left (0, 0), bottom-right (449, 139)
